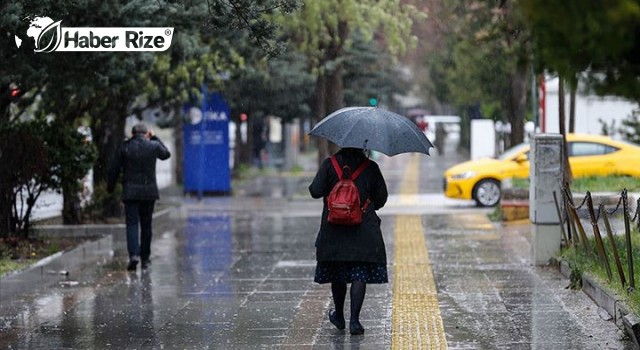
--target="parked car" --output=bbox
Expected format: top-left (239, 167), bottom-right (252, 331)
top-left (443, 133), bottom-right (640, 207)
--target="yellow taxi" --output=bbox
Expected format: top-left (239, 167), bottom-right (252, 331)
top-left (444, 133), bottom-right (640, 207)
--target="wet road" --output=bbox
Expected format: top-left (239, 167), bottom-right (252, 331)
top-left (0, 138), bottom-right (634, 349)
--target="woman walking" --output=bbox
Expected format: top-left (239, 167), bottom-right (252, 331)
top-left (309, 147), bottom-right (389, 335)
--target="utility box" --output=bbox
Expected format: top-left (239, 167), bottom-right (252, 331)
top-left (529, 134), bottom-right (564, 264)
top-left (529, 134), bottom-right (564, 223)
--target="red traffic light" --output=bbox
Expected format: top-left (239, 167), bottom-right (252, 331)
top-left (10, 88), bottom-right (19, 98)
top-left (240, 113), bottom-right (248, 122)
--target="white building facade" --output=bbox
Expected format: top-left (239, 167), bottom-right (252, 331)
top-left (542, 76), bottom-right (638, 136)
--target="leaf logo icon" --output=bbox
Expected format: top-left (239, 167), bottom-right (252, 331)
top-left (35, 20), bottom-right (62, 53)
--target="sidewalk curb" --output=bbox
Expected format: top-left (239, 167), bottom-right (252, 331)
top-left (558, 259), bottom-right (639, 348)
top-left (0, 234), bottom-right (113, 301)
top-left (33, 206), bottom-right (176, 238)
top-left (0, 206), bottom-right (177, 302)
top-left (498, 192), bottom-right (636, 222)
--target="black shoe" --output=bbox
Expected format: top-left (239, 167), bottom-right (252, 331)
top-left (127, 259), bottom-right (138, 271)
top-left (141, 259), bottom-right (151, 269)
top-left (329, 310), bottom-right (345, 330)
top-left (349, 321), bottom-right (365, 335)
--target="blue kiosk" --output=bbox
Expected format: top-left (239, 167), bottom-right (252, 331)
top-left (183, 90), bottom-right (231, 196)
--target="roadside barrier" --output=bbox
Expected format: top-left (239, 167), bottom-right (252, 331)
top-left (557, 186), bottom-right (640, 291)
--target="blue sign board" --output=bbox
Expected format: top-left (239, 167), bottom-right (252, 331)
top-left (183, 91), bottom-right (231, 194)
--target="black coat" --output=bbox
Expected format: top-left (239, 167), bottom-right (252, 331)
top-left (309, 149), bottom-right (388, 263)
top-left (107, 134), bottom-right (171, 201)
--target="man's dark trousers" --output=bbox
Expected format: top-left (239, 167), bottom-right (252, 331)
top-left (124, 200), bottom-right (155, 262)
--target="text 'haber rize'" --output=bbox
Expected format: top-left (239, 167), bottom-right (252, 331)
top-left (64, 31), bottom-right (166, 49)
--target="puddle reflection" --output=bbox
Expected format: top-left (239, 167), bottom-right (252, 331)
top-left (184, 214), bottom-right (233, 293)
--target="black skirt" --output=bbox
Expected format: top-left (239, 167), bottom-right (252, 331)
top-left (314, 261), bottom-right (388, 284)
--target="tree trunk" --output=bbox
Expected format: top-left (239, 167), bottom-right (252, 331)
top-left (0, 102), bottom-right (12, 235)
top-left (173, 107), bottom-right (184, 185)
top-left (91, 102), bottom-right (127, 217)
top-left (0, 91), bottom-right (11, 124)
top-left (325, 67), bottom-right (344, 114)
top-left (246, 115), bottom-right (255, 167)
top-left (238, 119), bottom-right (251, 167)
top-left (0, 186), bottom-right (11, 237)
top-left (19, 188), bottom-right (41, 238)
top-left (62, 183), bottom-right (81, 224)
top-left (559, 79), bottom-right (565, 135)
top-left (558, 78), bottom-right (573, 183)
top-left (324, 65), bottom-right (343, 156)
top-left (92, 113), bottom-right (126, 185)
top-left (569, 83), bottom-right (576, 133)
top-left (315, 74), bottom-right (329, 165)
top-left (234, 118), bottom-right (242, 173)
top-left (507, 69), bottom-right (527, 147)
top-left (318, 19), bottom-right (349, 160)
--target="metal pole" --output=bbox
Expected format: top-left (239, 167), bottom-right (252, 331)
top-left (637, 198), bottom-right (640, 231)
top-left (531, 61), bottom-right (538, 130)
top-left (564, 187), bottom-right (588, 252)
top-left (623, 189), bottom-right (634, 290)
top-left (568, 208), bottom-right (580, 248)
top-left (553, 191), bottom-right (569, 246)
top-left (586, 192), bottom-right (611, 282)
top-left (539, 76), bottom-right (546, 132)
top-left (601, 204), bottom-right (626, 287)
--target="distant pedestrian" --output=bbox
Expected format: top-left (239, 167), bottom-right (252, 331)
top-left (435, 123), bottom-right (447, 155)
top-left (416, 116), bottom-right (427, 132)
top-left (252, 117), bottom-right (265, 169)
top-left (108, 123), bottom-right (171, 271)
top-left (309, 147), bottom-right (388, 335)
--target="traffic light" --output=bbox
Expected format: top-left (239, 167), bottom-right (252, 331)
top-left (6, 84), bottom-right (20, 101)
top-left (369, 98), bottom-right (377, 107)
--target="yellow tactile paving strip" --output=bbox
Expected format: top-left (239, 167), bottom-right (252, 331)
top-left (392, 154), bottom-right (447, 349)
top-left (397, 154), bottom-right (420, 205)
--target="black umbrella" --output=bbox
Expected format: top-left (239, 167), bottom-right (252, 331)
top-left (309, 107), bottom-right (434, 156)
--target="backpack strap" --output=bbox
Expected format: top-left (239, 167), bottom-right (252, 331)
top-left (330, 156), bottom-right (370, 180)
top-left (350, 159), bottom-right (370, 180)
top-left (353, 160), bottom-right (371, 212)
top-left (329, 156), bottom-right (343, 179)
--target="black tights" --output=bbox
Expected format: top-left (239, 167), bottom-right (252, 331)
top-left (331, 281), bottom-right (367, 323)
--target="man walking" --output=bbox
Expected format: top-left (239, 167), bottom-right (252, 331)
top-left (108, 123), bottom-right (171, 271)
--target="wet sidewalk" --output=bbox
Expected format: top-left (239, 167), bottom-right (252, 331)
top-left (0, 151), bottom-right (635, 349)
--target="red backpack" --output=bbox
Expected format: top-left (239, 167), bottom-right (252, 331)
top-left (326, 156), bottom-right (370, 225)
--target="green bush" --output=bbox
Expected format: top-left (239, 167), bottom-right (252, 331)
top-left (83, 182), bottom-right (122, 221)
top-left (561, 231), bottom-right (640, 314)
top-left (0, 260), bottom-right (29, 277)
top-left (510, 175), bottom-right (640, 193)
top-left (0, 120), bottom-right (96, 236)
top-left (289, 164), bottom-right (304, 174)
top-left (571, 176), bottom-right (640, 193)
top-left (233, 163), bottom-right (251, 180)
top-left (487, 206), bottom-right (503, 222)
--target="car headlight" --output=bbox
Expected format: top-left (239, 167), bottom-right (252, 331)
top-left (451, 171), bottom-right (476, 180)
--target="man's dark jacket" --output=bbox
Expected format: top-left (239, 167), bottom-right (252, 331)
top-left (107, 134), bottom-right (171, 201)
top-left (309, 149), bottom-right (388, 263)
